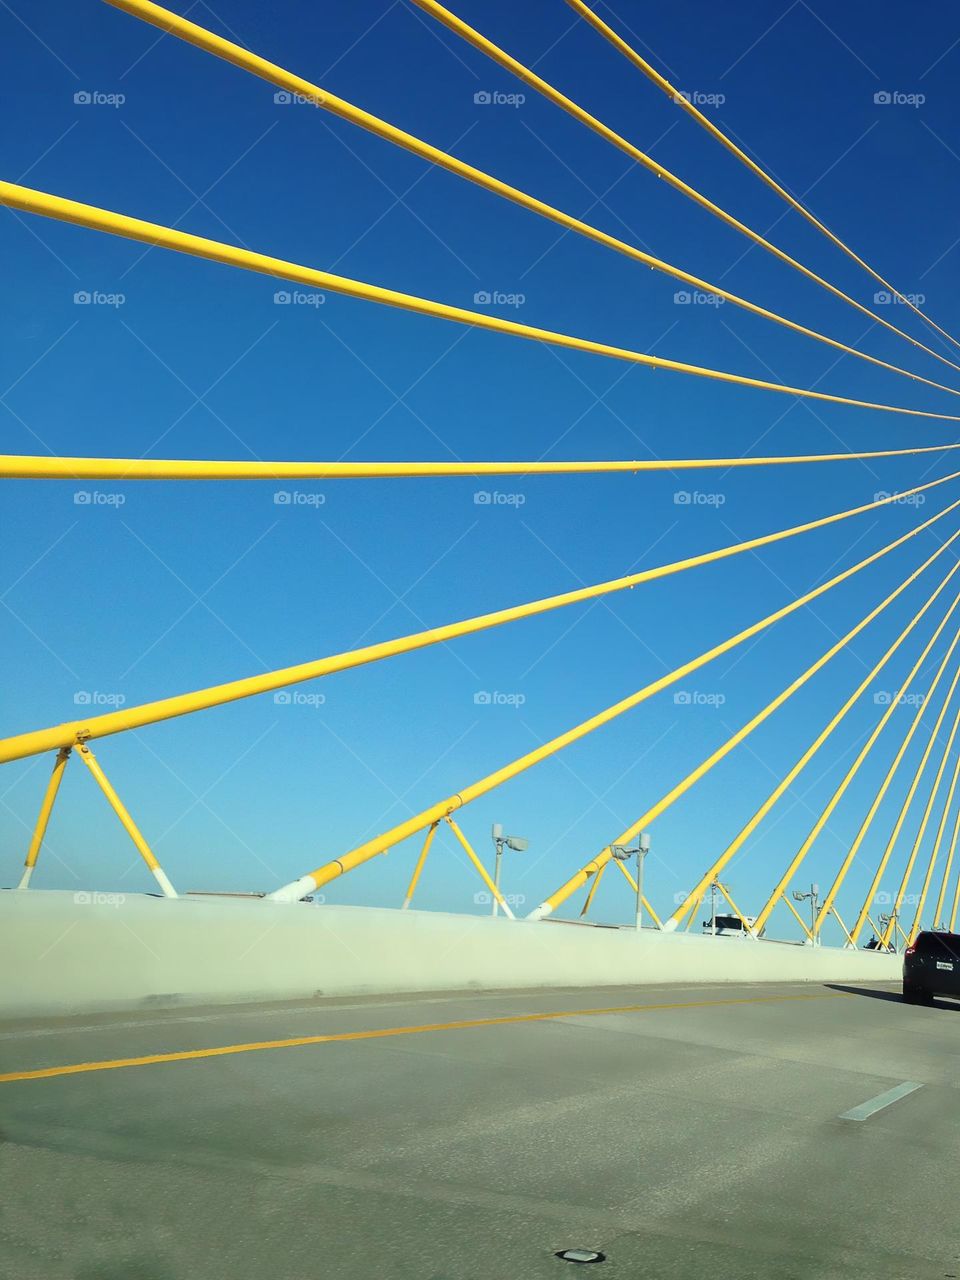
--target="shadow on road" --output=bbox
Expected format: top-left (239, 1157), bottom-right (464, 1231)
top-left (827, 983), bottom-right (960, 1010)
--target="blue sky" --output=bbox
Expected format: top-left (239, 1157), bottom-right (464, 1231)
top-left (2, 0), bottom-right (960, 940)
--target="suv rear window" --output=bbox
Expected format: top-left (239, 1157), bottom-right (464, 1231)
top-left (914, 932), bottom-right (960, 958)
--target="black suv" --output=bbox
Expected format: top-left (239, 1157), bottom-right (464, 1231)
top-left (902, 931), bottom-right (960, 1004)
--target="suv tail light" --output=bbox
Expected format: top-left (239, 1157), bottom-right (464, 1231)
top-left (904, 943), bottom-right (917, 956)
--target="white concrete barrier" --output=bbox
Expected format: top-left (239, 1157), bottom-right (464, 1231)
top-left (0, 890), bottom-right (901, 1018)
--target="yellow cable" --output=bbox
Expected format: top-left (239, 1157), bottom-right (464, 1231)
top-left (565, 0), bottom-right (960, 360)
top-left (751, 573), bottom-right (960, 934)
top-left (409, 0), bottom-right (960, 381)
top-left (899, 696), bottom-right (960, 942)
top-left (6, 442), bottom-right (960, 480)
top-left (4, 181), bottom-right (960, 425)
top-left (910, 722), bottom-right (960, 936)
top-left (4, 470), bottom-right (957, 767)
top-left (850, 642), bottom-right (960, 943)
top-left (879, 659), bottom-right (960, 946)
top-left (827, 618), bottom-right (960, 943)
top-left (269, 492), bottom-right (960, 902)
top-left (932, 802), bottom-right (960, 927)
top-left (99, 0), bottom-right (960, 398)
top-left (951, 847), bottom-right (960, 930)
top-left (533, 517), bottom-right (960, 923)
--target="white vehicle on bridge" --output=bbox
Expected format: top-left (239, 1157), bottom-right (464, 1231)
top-left (703, 914), bottom-right (764, 937)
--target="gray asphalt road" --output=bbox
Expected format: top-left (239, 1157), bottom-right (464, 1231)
top-left (1, 980), bottom-right (958, 1279)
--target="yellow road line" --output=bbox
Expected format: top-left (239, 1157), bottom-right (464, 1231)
top-left (0, 989), bottom-right (846, 1084)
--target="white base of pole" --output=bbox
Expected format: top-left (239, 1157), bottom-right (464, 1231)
top-left (152, 866), bottom-right (178, 899)
top-left (16, 865), bottom-right (34, 890)
top-left (267, 874), bottom-right (320, 903)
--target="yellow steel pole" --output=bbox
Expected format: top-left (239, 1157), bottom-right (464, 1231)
top-left (848, 630), bottom-right (960, 944)
top-left (409, 0), bottom-right (960, 381)
top-left (829, 907), bottom-right (854, 947)
top-left (881, 693), bottom-right (960, 947)
top-left (444, 818), bottom-right (515, 918)
top-left (4, 475), bottom-right (956, 769)
top-left (683, 891), bottom-right (705, 932)
top-left (768, 572), bottom-right (960, 936)
top-left (268, 497), bottom-right (960, 903)
top-left (933, 804), bottom-right (960, 928)
top-left (905, 709), bottom-right (960, 941)
top-left (715, 881), bottom-right (751, 933)
top-left (3, 180), bottom-right (960, 425)
top-left (588, 525), bottom-right (960, 934)
top-left (950, 860), bottom-right (960, 930)
top-left (402, 821), bottom-right (440, 910)
top-left (579, 861), bottom-right (608, 918)
top-left (76, 745), bottom-right (177, 897)
top-left (611, 857), bottom-right (662, 928)
top-left (6, 443), bottom-right (960, 480)
top-left (781, 893), bottom-right (813, 940)
top-left (564, 0), bottom-right (960, 359)
top-left (96, 2), bottom-right (960, 396)
top-left (17, 747), bottom-right (71, 889)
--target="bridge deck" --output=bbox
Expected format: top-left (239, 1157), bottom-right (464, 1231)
top-left (1, 980), bottom-right (956, 1278)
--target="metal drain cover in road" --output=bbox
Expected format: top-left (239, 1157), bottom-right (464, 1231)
top-left (555, 1249), bottom-right (606, 1264)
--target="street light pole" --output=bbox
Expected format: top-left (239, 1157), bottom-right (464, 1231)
top-left (792, 882), bottom-right (821, 945)
top-left (612, 832), bottom-right (651, 931)
top-left (490, 824), bottom-right (528, 917)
